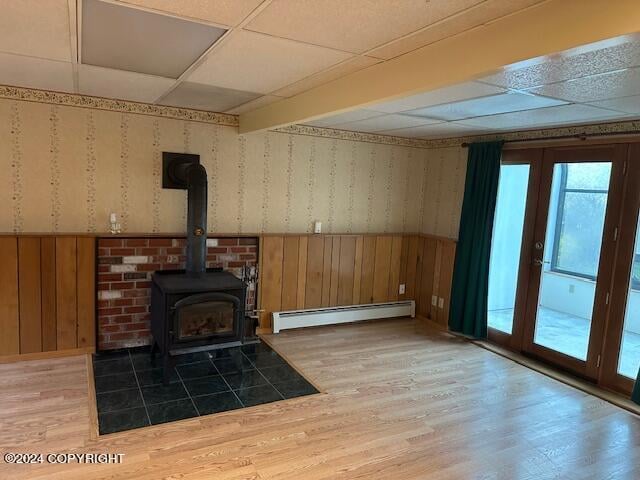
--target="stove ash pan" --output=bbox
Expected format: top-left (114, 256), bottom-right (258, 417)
top-left (150, 269), bottom-right (249, 383)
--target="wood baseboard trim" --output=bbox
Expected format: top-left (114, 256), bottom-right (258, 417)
top-left (474, 340), bottom-right (640, 417)
top-left (86, 354), bottom-right (99, 440)
top-left (0, 346), bottom-right (95, 364)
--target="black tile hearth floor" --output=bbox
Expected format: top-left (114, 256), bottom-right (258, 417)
top-left (92, 341), bottom-right (319, 435)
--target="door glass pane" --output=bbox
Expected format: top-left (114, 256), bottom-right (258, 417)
top-left (534, 162), bottom-right (611, 360)
top-left (617, 215), bottom-right (640, 379)
top-left (488, 164), bottom-right (530, 334)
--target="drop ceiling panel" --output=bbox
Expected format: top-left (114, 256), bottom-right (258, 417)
top-left (369, 82), bottom-right (506, 113)
top-left (116, 0), bottom-right (265, 26)
top-left (305, 109), bottom-right (384, 128)
top-left (82, 0), bottom-right (226, 79)
top-left (226, 95), bottom-right (284, 114)
top-left (245, 0), bottom-right (484, 54)
top-left (406, 92), bottom-right (567, 121)
top-left (334, 114), bottom-right (441, 133)
top-left (526, 67), bottom-right (640, 103)
top-left (78, 65), bottom-right (175, 103)
top-left (369, 0), bottom-right (545, 60)
top-left (0, 0), bottom-right (72, 61)
top-left (273, 55), bottom-right (381, 98)
top-left (459, 104), bottom-right (628, 130)
top-left (588, 95), bottom-right (640, 114)
top-left (188, 30), bottom-right (352, 94)
top-left (379, 121), bottom-right (490, 139)
top-left (0, 52), bottom-right (74, 92)
top-left (481, 39), bottom-right (640, 89)
top-left (159, 82), bottom-right (261, 112)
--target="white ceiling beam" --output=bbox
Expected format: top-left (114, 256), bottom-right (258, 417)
top-left (239, 0), bottom-right (640, 133)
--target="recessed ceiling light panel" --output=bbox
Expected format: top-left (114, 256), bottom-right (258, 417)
top-left (82, 0), bottom-right (226, 79)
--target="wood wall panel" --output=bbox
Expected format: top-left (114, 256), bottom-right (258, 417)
top-left (352, 236), bottom-right (363, 304)
top-left (329, 236), bottom-right (341, 307)
top-left (0, 238), bottom-right (19, 355)
top-left (259, 236), bottom-right (284, 330)
top-left (76, 237), bottom-right (96, 348)
top-left (360, 236), bottom-right (376, 304)
top-left (55, 237), bottom-right (78, 350)
top-left (257, 234), bottom-right (457, 332)
top-left (337, 236), bottom-right (356, 306)
top-left (321, 237), bottom-right (333, 307)
top-left (296, 237), bottom-right (308, 309)
top-left (18, 237), bottom-right (42, 353)
top-left (372, 236), bottom-right (392, 303)
top-left (280, 237), bottom-right (299, 311)
top-left (0, 235), bottom-right (96, 358)
top-left (387, 236), bottom-right (403, 301)
top-left (305, 236), bottom-right (324, 308)
top-left (41, 237), bottom-right (57, 352)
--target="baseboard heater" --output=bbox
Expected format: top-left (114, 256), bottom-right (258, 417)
top-left (272, 300), bottom-right (415, 333)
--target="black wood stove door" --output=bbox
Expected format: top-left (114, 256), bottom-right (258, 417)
top-left (172, 292), bottom-right (241, 344)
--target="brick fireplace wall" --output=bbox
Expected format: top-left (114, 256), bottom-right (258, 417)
top-left (97, 237), bottom-right (257, 350)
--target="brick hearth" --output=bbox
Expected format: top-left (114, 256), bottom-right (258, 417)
top-left (97, 237), bottom-right (258, 350)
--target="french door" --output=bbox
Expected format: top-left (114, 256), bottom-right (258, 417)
top-left (488, 143), bottom-right (639, 390)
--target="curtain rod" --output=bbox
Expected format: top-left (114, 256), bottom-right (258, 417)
top-left (459, 130), bottom-right (640, 148)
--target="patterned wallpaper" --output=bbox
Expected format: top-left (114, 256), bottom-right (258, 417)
top-left (0, 97), bottom-right (466, 239)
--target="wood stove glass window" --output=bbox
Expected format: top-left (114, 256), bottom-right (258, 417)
top-left (177, 301), bottom-right (235, 340)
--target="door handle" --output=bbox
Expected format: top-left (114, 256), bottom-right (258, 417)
top-left (533, 259), bottom-right (550, 267)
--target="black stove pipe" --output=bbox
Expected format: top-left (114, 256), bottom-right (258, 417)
top-left (174, 162), bottom-right (208, 276)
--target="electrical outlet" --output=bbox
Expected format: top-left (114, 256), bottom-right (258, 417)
top-left (569, 284), bottom-right (575, 294)
top-left (438, 297), bottom-right (444, 309)
top-left (431, 295), bottom-right (438, 306)
top-left (399, 284), bottom-right (406, 295)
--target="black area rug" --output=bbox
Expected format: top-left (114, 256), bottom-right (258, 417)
top-left (93, 341), bottom-right (318, 434)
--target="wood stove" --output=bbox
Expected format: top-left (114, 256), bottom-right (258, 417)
top-left (150, 269), bottom-right (248, 383)
top-left (150, 153), bottom-right (255, 383)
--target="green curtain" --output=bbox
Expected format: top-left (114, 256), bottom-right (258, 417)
top-left (449, 141), bottom-right (504, 338)
top-left (633, 371), bottom-right (640, 405)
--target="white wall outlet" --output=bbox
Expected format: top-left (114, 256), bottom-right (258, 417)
top-left (431, 295), bottom-right (438, 306)
top-left (313, 221), bottom-right (322, 234)
top-left (399, 284), bottom-right (406, 295)
top-left (438, 297), bottom-right (444, 309)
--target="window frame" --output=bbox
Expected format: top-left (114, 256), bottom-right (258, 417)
top-left (550, 163), bottom-right (610, 281)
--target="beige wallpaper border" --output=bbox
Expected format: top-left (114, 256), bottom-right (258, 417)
top-left (0, 85), bottom-right (239, 127)
top-left (2, 84), bottom-right (639, 150)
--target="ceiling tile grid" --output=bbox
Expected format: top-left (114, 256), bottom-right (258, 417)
top-left (0, 0), bottom-right (73, 62)
top-left (244, 0), bottom-right (486, 54)
top-left (0, 0), bottom-right (638, 140)
top-left (186, 30), bottom-right (353, 94)
top-left (159, 82), bottom-right (261, 112)
top-left (331, 113), bottom-right (443, 133)
top-left (77, 64), bottom-right (175, 103)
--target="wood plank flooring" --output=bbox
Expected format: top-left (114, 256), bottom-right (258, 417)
top-left (1, 319), bottom-right (639, 479)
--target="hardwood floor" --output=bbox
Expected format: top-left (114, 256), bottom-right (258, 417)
top-left (0, 319), bottom-right (638, 479)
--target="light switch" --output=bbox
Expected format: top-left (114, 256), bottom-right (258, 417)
top-left (399, 284), bottom-right (406, 294)
top-left (431, 295), bottom-right (438, 306)
top-left (438, 297), bottom-right (444, 309)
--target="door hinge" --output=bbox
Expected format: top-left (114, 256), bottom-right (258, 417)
top-left (596, 355), bottom-right (601, 368)
top-left (623, 160), bottom-right (628, 176)
top-left (613, 227), bottom-right (619, 241)
top-left (605, 292), bottom-right (610, 305)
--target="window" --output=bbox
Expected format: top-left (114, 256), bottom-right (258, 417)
top-left (632, 246), bottom-right (640, 291)
top-left (550, 163), bottom-right (611, 279)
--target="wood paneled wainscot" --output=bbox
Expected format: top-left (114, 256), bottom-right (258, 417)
top-left (257, 234), bottom-right (456, 333)
top-left (0, 236), bottom-right (96, 359)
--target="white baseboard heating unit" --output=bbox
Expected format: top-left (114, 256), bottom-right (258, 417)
top-left (272, 300), bottom-right (415, 333)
